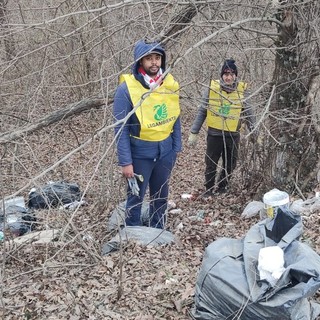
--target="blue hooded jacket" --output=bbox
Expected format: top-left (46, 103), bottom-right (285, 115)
top-left (113, 40), bottom-right (182, 166)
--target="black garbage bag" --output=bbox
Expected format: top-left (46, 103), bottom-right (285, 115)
top-left (192, 207), bottom-right (320, 320)
top-left (0, 205), bottom-right (37, 236)
top-left (28, 181), bottom-right (81, 209)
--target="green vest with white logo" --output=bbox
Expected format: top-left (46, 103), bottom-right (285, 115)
top-left (207, 80), bottom-right (246, 132)
top-left (120, 74), bottom-right (180, 141)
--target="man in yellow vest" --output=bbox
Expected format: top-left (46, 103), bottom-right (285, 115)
top-left (113, 39), bottom-right (181, 228)
top-left (188, 59), bottom-right (255, 197)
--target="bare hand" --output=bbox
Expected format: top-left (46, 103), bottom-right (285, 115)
top-left (121, 164), bottom-right (134, 178)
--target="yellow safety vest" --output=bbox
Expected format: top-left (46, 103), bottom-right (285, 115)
top-left (119, 74), bottom-right (180, 141)
top-left (207, 80), bottom-right (246, 132)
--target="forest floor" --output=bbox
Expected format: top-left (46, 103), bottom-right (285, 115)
top-left (1, 111), bottom-right (320, 320)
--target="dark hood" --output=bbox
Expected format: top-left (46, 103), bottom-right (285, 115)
top-left (132, 40), bottom-right (166, 76)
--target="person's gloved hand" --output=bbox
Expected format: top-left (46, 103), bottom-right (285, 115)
top-left (127, 177), bottom-right (140, 196)
top-left (188, 133), bottom-right (199, 147)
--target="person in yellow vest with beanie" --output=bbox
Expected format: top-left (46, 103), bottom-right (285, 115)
top-left (188, 59), bottom-right (255, 197)
top-left (113, 39), bottom-right (181, 228)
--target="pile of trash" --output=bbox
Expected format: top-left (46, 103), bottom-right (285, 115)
top-left (192, 187), bottom-right (320, 320)
top-left (1, 181), bottom-right (85, 239)
top-left (192, 206), bottom-right (320, 319)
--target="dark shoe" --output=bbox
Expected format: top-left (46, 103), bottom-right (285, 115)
top-left (216, 187), bottom-right (228, 194)
top-left (202, 190), bottom-right (214, 199)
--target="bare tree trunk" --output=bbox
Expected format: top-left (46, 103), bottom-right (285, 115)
top-left (267, 0), bottom-right (320, 193)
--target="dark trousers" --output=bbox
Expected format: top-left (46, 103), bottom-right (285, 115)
top-left (125, 150), bottom-right (177, 229)
top-left (205, 134), bottom-right (239, 191)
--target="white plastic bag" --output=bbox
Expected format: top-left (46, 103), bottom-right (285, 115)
top-left (241, 200), bottom-right (264, 219)
top-left (258, 246), bottom-right (285, 287)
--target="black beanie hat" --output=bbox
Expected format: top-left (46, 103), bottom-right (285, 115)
top-left (221, 59), bottom-right (238, 77)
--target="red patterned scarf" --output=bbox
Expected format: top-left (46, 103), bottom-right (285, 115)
top-left (138, 66), bottom-right (163, 89)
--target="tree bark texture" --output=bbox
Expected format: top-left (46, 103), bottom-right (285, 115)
top-left (268, 0), bottom-right (320, 192)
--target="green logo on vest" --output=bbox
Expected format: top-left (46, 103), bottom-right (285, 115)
top-left (218, 103), bottom-right (231, 115)
top-left (154, 103), bottom-right (168, 121)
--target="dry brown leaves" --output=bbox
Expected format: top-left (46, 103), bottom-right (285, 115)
top-left (1, 112), bottom-right (320, 320)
